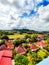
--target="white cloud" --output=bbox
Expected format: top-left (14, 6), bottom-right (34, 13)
top-left (7, 0), bottom-right (14, 3)
top-left (0, 0), bottom-right (49, 31)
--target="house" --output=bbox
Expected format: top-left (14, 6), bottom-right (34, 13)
top-left (0, 50), bottom-right (12, 65)
top-left (38, 35), bottom-right (45, 40)
top-left (28, 44), bottom-right (39, 51)
top-left (5, 41), bottom-right (14, 49)
top-left (0, 44), bottom-right (8, 50)
top-left (36, 41), bottom-right (46, 48)
top-left (6, 43), bottom-right (14, 49)
top-left (15, 44), bottom-right (26, 54)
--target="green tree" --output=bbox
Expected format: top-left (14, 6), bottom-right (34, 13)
top-left (1, 35), bottom-right (9, 40)
top-left (15, 54), bottom-right (28, 65)
top-left (31, 34), bottom-right (38, 42)
top-left (37, 50), bottom-right (46, 60)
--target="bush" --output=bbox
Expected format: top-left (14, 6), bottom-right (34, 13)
top-left (0, 40), bottom-right (4, 46)
top-left (1, 35), bottom-right (9, 40)
top-left (14, 39), bottom-right (26, 46)
top-left (15, 54), bottom-right (28, 65)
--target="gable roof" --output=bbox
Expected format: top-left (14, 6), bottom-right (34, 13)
top-left (6, 43), bottom-right (14, 49)
top-left (36, 41), bottom-right (46, 47)
top-left (15, 45), bottom-right (26, 54)
top-left (0, 45), bottom-right (8, 50)
top-left (28, 44), bottom-right (39, 51)
top-left (5, 41), bottom-right (14, 49)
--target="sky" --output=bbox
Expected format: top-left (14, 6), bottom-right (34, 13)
top-left (0, 0), bottom-right (49, 31)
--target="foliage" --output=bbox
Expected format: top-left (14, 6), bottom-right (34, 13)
top-left (15, 54), bottom-right (28, 65)
top-left (1, 35), bottom-right (9, 40)
top-left (37, 50), bottom-right (47, 60)
top-left (0, 40), bottom-right (5, 46)
top-left (14, 39), bottom-right (26, 46)
top-left (31, 34), bottom-right (38, 42)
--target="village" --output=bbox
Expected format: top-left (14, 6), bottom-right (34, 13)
top-left (0, 32), bottom-right (49, 65)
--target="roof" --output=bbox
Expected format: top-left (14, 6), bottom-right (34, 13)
top-left (0, 50), bottom-right (12, 65)
top-left (38, 36), bottom-right (45, 38)
top-left (15, 45), bottom-right (26, 54)
top-left (0, 51), bottom-right (4, 61)
top-left (5, 41), bottom-right (14, 49)
top-left (0, 45), bottom-right (8, 50)
top-left (28, 44), bottom-right (39, 51)
top-left (36, 41), bottom-right (46, 47)
top-left (5, 41), bottom-right (12, 45)
top-left (36, 56), bottom-right (49, 65)
top-left (6, 43), bottom-right (14, 49)
top-left (0, 57), bottom-right (12, 65)
top-left (3, 50), bottom-right (12, 58)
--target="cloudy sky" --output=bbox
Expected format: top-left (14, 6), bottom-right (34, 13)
top-left (0, 0), bottom-right (49, 31)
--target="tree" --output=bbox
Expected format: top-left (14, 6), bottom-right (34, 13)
top-left (31, 34), bottom-right (38, 42)
top-left (14, 38), bottom-right (26, 46)
top-left (37, 50), bottom-right (46, 60)
top-left (1, 35), bottom-right (9, 40)
top-left (0, 40), bottom-right (4, 46)
top-left (15, 54), bottom-right (28, 65)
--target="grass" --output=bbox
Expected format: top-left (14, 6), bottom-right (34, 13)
top-left (8, 33), bottom-right (27, 39)
top-left (8, 33), bottom-right (42, 39)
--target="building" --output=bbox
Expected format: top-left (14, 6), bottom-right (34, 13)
top-left (15, 44), bottom-right (26, 54)
top-left (28, 44), bottom-right (39, 52)
top-left (5, 41), bottom-right (14, 49)
top-left (0, 44), bottom-right (8, 50)
top-left (0, 50), bottom-right (12, 65)
top-left (36, 41), bottom-right (46, 48)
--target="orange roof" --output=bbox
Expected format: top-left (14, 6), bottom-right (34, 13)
top-left (7, 43), bottom-right (14, 49)
top-left (5, 41), bottom-right (14, 49)
top-left (28, 44), bottom-right (39, 51)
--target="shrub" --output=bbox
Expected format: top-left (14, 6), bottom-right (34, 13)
top-left (15, 54), bottom-right (28, 65)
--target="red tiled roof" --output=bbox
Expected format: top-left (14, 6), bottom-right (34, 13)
top-left (3, 50), bottom-right (12, 58)
top-left (28, 44), bottom-right (38, 51)
top-left (0, 51), bottom-right (3, 61)
top-left (36, 41), bottom-right (46, 47)
top-left (38, 36), bottom-right (45, 38)
top-left (15, 45), bottom-right (26, 54)
top-left (0, 50), bottom-right (12, 65)
top-left (0, 45), bottom-right (8, 50)
top-left (5, 41), bottom-right (14, 49)
top-left (6, 43), bottom-right (14, 49)
top-left (5, 41), bottom-right (12, 45)
top-left (0, 57), bottom-right (12, 65)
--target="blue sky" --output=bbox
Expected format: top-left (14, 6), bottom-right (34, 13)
top-left (0, 0), bottom-right (49, 31)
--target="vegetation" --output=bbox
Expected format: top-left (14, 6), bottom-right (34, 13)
top-left (0, 30), bottom-right (49, 65)
top-left (14, 54), bottom-right (28, 65)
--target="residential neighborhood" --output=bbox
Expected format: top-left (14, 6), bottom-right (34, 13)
top-left (0, 32), bottom-right (49, 65)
